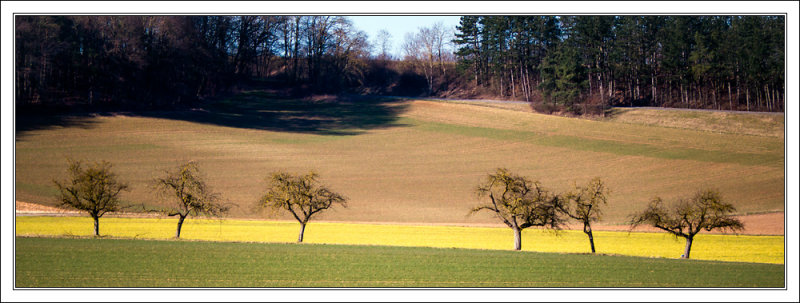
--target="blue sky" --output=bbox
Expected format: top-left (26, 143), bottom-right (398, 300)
top-left (348, 15), bottom-right (462, 58)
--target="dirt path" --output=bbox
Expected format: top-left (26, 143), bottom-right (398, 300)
top-left (15, 201), bottom-right (784, 235)
top-left (14, 201), bottom-right (159, 218)
top-left (15, 201), bottom-right (80, 215)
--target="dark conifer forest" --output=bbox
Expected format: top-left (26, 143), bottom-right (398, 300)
top-left (16, 15), bottom-right (784, 114)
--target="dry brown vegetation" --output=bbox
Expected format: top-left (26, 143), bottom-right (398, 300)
top-left (15, 96), bottom-right (784, 231)
top-left (606, 108), bottom-right (785, 137)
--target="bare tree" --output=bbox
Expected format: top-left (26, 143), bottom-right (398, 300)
top-left (258, 171), bottom-right (347, 243)
top-left (557, 177), bottom-right (610, 253)
top-left (329, 18), bottom-right (371, 87)
top-left (470, 168), bottom-right (564, 251)
top-left (403, 23), bottom-right (450, 95)
top-left (629, 189), bottom-right (744, 259)
top-left (375, 29), bottom-right (393, 60)
top-left (54, 159), bottom-right (129, 236)
top-left (153, 161), bottom-right (230, 238)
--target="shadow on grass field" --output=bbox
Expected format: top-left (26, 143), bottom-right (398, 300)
top-left (16, 89), bottom-right (411, 138)
top-left (139, 91), bottom-right (411, 136)
top-left (15, 113), bottom-right (100, 141)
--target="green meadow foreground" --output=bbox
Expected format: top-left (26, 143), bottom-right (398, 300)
top-left (15, 236), bottom-right (784, 288)
top-left (15, 216), bottom-right (784, 264)
top-left (15, 93), bottom-right (785, 225)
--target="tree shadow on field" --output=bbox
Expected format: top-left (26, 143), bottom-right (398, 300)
top-left (15, 112), bottom-right (100, 141)
top-left (14, 88), bottom-right (411, 138)
top-left (141, 90), bottom-right (411, 136)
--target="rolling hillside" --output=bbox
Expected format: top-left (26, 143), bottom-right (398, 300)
top-left (14, 90), bottom-right (785, 226)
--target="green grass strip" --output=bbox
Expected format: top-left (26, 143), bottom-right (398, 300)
top-left (15, 237), bottom-right (784, 288)
top-left (410, 118), bottom-right (782, 167)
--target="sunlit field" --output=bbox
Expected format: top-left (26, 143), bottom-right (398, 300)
top-left (12, 13), bottom-right (787, 291)
top-left (15, 96), bottom-right (785, 225)
top-left (15, 216), bottom-right (783, 264)
top-left (606, 107), bottom-right (785, 138)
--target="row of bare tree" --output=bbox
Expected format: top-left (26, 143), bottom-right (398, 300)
top-left (53, 160), bottom-right (344, 241)
top-left (55, 161), bottom-right (742, 259)
top-left (470, 168), bottom-right (744, 259)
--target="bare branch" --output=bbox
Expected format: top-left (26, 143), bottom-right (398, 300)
top-left (257, 171), bottom-right (347, 242)
top-left (153, 161), bottom-right (228, 238)
top-left (470, 168), bottom-right (564, 250)
top-left (628, 188), bottom-right (744, 258)
top-left (53, 159), bottom-right (128, 236)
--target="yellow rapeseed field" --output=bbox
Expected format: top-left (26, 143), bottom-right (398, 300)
top-left (16, 216), bottom-right (783, 264)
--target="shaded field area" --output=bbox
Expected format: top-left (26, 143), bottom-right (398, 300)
top-left (14, 236), bottom-right (784, 288)
top-left (15, 91), bottom-right (784, 226)
top-left (16, 90), bottom-right (409, 138)
top-left (15, 216), bottom-right (784, 264)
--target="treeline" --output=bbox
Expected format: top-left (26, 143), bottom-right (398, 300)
top-left (453, 15), bottom-right (785, 112)
top-left (15, 15), bottom-right (384, 111)
top-left (16, 15), bottom-right (785, 114)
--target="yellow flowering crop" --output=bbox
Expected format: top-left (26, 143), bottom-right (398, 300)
top-left (16, 216), bottom-right (783, 264)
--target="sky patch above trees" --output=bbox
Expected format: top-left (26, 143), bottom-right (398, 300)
top-left (349, 15), bottom-right (461, 58)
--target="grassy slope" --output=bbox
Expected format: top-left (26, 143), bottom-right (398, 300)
top-left (14, 92), bottom-right (784, 225)
top-left (606, 107), bottom-right (785, 138)
top-left (15, 216), bottom-right (785, 264)
top-left (15, 236), bottom-right (784, 288)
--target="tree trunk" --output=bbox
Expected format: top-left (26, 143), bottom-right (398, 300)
top-left (474, 62), bottom-right (479, 86)
top-left (510, 65), bottom-right (515, 99)
top-left (756, 87), bottom-right (761, 111)
top-left (712, 81), bottom-right (718, 110)
top-left (499, 75), bottom-right (503, 97)
top-left (765, 85), bottom-right (771, 111)
top-left (597, 68), bottom-right (606, 105)
top-left (293, 18), bottom-right (300, 83)
top-left (651, 73), bottom-right (656, 106)
top-left (667, 79), bottom-right (672, 105)
top-left (728, 81), bottom-right (732, 110)
top-left (584, 224), bottom-right (596, 253)
top-left (682, 236), bottom-right (693, 259)
top-left (746, 87), bottom-right (750, 111)
top-left (736, 77), bottom-right (740, 110)
top-left (520, 65), bottom-right (529, 102)
top-left (175, 215), bottom-right (187, 238)
top-left (93, 216), bottom-right (100, 236)
top-left (513, 227), bottom-right (522, 251)
top-left (298, 222), bottom-right (306, 243)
